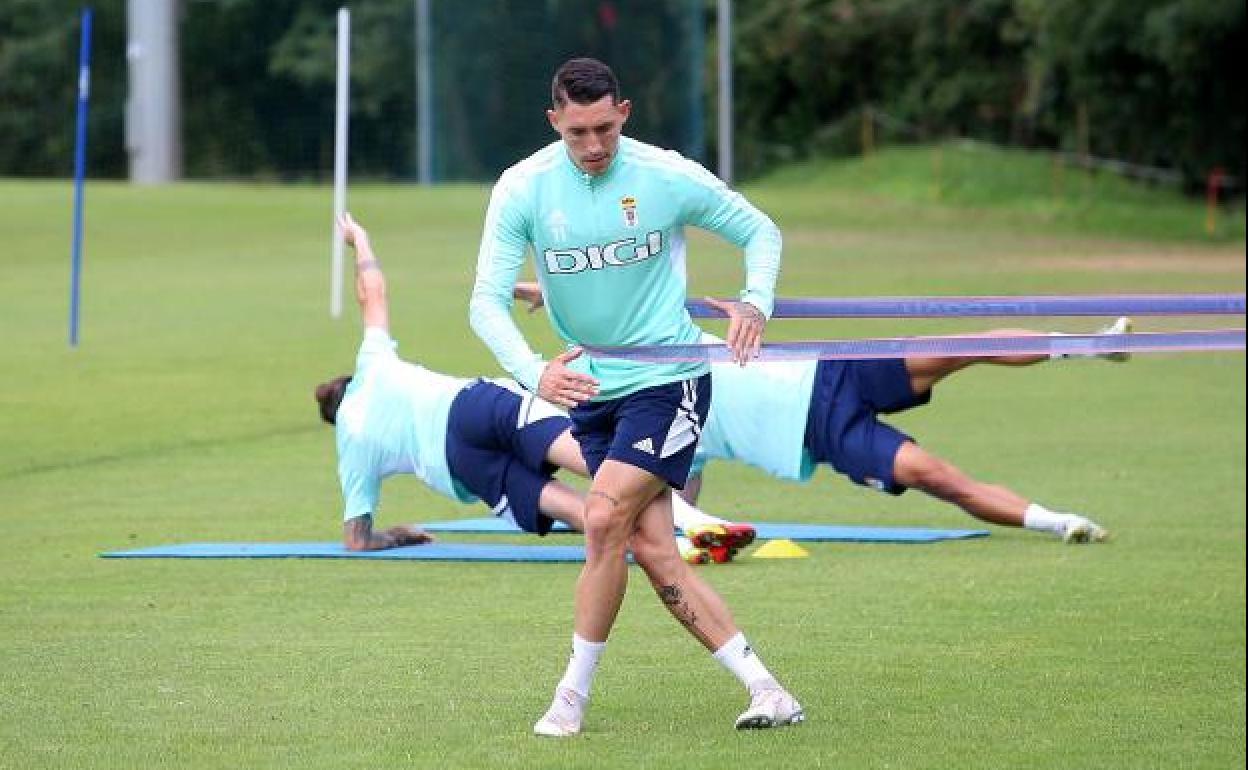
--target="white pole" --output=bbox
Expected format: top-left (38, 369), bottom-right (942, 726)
top-left (415, 0), bottom-right (432, 185)
top-left (330, 7), bottom-right (350, 318)
top-left (716, 0), bottom-right (733, 186)
top-left (126, 0), bottom-right (182, 184)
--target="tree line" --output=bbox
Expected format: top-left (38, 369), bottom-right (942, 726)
top-left (1, 0), bottom-right (1242, 190)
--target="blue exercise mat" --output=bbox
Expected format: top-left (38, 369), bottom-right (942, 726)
top-left (419, 517), bottom-right (989, 543)
top-left (100, 542), bottom-right (588, 562)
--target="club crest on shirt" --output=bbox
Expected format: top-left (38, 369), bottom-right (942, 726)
top-left (620, 196), bottom-right (638, 228)
top-left (547, 209), bottom-right (569, 241)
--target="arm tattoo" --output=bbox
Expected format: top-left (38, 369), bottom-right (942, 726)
top-left (659, 583), bottom-right (699, 630)
top-left (588, 490), bottom-right (620, 508)
top-left (356, 258), bottom-right (381, 272)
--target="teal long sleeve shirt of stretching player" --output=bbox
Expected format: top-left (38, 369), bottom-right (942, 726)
top-left (470, 136), bottom-right (783, 401)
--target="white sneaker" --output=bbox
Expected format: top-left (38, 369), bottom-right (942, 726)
top-left (533, 687), bottom-right (587, 737)
top-left (1097, 316), bottom-right (1133, 362)
top-left (734, 687), bottom-right (805, 730)
top-left (1062, 516), bottom-right (1110, 544)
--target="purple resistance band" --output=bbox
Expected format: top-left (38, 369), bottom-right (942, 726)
top-left (585, 329), bottom-right (1246, 363)
top-left (687, 293), bottom-right (1246, 319)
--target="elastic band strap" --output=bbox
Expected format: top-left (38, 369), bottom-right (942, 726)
top-left (687, 293), bottom-right (1246, 319)
top-left (586, 329), bottom-right (1246, 363)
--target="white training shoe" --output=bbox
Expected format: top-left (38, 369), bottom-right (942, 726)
top-left (1097, 316), bottom-right (1134, 362)
top-left (1062, 516), bottom-right (1110, 544)
top-left (533, 687), bottom-right (587, 738)
top-left (734, 687), bottom-right (805, 730)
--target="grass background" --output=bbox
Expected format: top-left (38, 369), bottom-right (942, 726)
top-left (1, 146), bottom-right (1244, 769)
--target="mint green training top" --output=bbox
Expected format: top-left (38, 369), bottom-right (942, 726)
top-left (693, 333), bottom-right (819, 483)
top-left (335, 328), bottom-right (476, 521)
top-left (470, 136), bottom-right (782, 401)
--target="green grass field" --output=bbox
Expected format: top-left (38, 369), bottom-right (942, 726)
top-left (1, 150), bottom-right (1244, 769)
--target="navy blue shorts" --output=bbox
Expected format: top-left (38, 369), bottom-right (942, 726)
top-left (570, 374), bottom-right (711, 489)
top-left (445, 380), bottom-right (572, 535)
top-left (803, 359), bottom-right (930, 495)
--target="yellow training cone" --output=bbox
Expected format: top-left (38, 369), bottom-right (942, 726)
top-left (751, 539), bottom-right (809, 559)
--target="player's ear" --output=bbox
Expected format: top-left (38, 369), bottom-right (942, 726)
top-left (616, 99), bottom-right (631, 124)
top-left (546, 108), bottom-right (560, 134)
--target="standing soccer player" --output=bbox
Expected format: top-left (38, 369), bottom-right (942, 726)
top-left (315, 212), bottom-right (743, 562)
top-left (470, 57), bottom-right (802, 736)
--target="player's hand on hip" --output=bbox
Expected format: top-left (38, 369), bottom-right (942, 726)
top-left (705, 297), bottom-right (767, 366)
top-left (539, 347), bottom-right (599, 408)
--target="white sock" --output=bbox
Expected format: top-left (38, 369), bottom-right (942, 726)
top-left (1023, 503), bottom-right (1073, 535)
top-left (672, 493), bottom-right (726, 530)
top-left (712, 632), bottom-right (776, 692)
top-left (1049, 319), bottom-right (1128, 360)
top-left (556, 634), bottom-right (606, 699)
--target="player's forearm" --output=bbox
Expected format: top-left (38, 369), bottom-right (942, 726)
top-left (473, 177), bottom-right (546, 386)
top-left (353, 240), bottom-right (386, 303)
top-left (470, 279), bottom-right (546, 391)
top-left (348, 237), bottom-right (388, 328)
top-left (739, 223), bottom-right (781, 318)
top-left (698, 181), bottom-right (781, 317)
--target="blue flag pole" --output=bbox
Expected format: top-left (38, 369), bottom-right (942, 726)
top-left (69, 7), bottom-right (93, 347)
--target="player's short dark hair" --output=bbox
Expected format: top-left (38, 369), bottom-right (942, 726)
top-left (314, 375), bottom-right (352, 425)
top-left (551, 57), bottom-right (620, 108)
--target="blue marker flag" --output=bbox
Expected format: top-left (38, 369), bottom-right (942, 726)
top-left (69, 7), bottom-right (93, 347)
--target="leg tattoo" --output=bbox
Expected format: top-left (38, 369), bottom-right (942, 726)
top-left (659, 583), bottom-right (700, 630)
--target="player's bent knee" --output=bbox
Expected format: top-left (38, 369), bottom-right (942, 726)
top-left (581, 498), bottom-right (633, 549)
top-left (631, 541), bottom-right (684, 583)
top-left (627, 523), bottom-right (680, 568)
top-left (894, 445), bottom-right (929, 486)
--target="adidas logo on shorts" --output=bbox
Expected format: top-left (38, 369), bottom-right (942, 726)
top-left (631, 437), bottom-right (655, 455)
